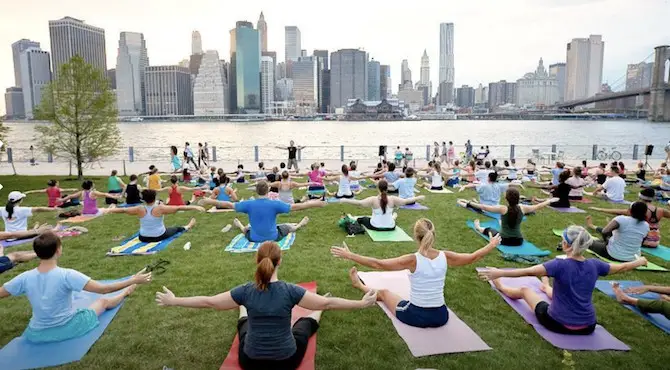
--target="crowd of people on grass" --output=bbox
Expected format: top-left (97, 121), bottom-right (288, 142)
top-left (1, 138), bottom-right (669, 369)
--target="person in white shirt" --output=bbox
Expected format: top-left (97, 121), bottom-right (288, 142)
top-left (184, 142), bottom-right (199, 170)
top-left (665, 141), bottom-right (670, 163)
top-left (475, 161), bottom-right (494, 183)
top-left (590, 166), bottom-right (626, 202)
top-left (1, 192), bottom-right (59, 233)
top-left (564, 167), bottom-right (587, 200)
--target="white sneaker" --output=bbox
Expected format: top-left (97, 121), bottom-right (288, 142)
top-left (221, 224), bottom-right (232, 233)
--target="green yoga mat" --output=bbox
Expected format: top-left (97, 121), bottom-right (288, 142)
top-left (585, 249), bottom-right (669, 272)
top-left (552, 229), bottom-right (565, 237)
top-left (347, 214), bottom-right (413, 242)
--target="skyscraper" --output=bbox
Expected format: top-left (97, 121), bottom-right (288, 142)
top-left (330, 49), bottom-right (368, 109)
top-left (400, 59), bottom-right (412, 91)
top-left (367, 59), bottom-right (381, 101)
top-left (144, 66), bottom-right (193, 116)
top-left (625, 62), bottom-right (653, 90)
top-left (285, 26), bottom-right (301, 62)
top-left (49, 17), bottom-right (106, 77)
top-left (257, 12), bottom-right (268, 52)
top-left (439, 23), bottom-right (455, 86)
top-left (548, 63), bottom-right (566, 102)
top-left (19, 47), bottom-right (51, 119)
top-left (516, 58), bottom-right (559, 106)
top-left (474, 83), bottom-right (488, 105)
top-left (420, 49), bottom-right (430, 87)
top-left (230, 21), bottom-right (261, 113)
top-left (4, 87), bottom-right (25, 119)
top-left (313, 50), bottom-right (329, 70)
top-left (292, 56), bottom-right (319, 114)
top-left (260, 56), bottom-right (275, 113)
top-left (116, 32), bottom-right (149, 116)
top-left (193, 50), bottom-right (227, 115)
top-left (456, 85), bottom-right (475, 108)
top-left (191, 31), bottom-right (203, 55)
top-left (565, 35), bottom-right (604, 101)
top-left (380, 65), bottom-right (391, 100)
top-left (11, 39), bottom-right (40, 87)
top-left (488, 80), bottom-right (516, 109)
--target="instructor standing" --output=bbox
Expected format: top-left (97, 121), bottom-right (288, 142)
top-left (277, 140), bottom-right (305, 173)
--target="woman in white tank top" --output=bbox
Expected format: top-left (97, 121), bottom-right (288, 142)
top-left (421, 162), bottom-right (445, 190)
top-left (331, 218), bottom-right (502, 328)
top-left (267, 171), bottom-right (308, 204)
top-left (331, 165), bottom-right (369, 199)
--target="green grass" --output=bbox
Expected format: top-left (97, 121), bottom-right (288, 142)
top-left (1, 175), bottom-right (669, 369)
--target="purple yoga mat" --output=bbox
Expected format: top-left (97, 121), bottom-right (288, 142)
top-left (550, 207), bottom-right (586, 213)
top-left (0, 237), bottom-right (35, 248)
top-left (476, 269), bottom-right (629, 351)
top-left (400, 203), bottom-right (429, 210)
top-left (357, 270), bottom-right (491, 357)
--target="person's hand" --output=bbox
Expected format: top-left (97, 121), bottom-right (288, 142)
top-left (477, 267), bottom-right (501, 281)
top-left (625, 285), bottom-right (649, 295)
top-left (459, 186), bottom-right (466, 192)
top-left (330, 242), bottom-right (352, 259)
top-left (548, 198), bottom-right (560, 203)
top-left (635, 256), bottom-right (648, 267)
top-left (314, 200), bottom-right (327, 208)
top-left (456, 199), bottom-right (468, 208)
top-left (488, 234), bottom-right (502, 247)
top-left (132, 268), bottom-right (152, 285)
top-left (155, 286), bottom-right (175, 306)
top-left (660, 294), bottom-right (670, 302)
top-left (361, 289), bottom-right (378, 307)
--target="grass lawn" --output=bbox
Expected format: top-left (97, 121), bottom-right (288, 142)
top-left (1, 175), bottom-right (669, 369)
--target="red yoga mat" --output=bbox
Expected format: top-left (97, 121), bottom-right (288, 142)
top-left (220, 281), bottom-right (317, 370)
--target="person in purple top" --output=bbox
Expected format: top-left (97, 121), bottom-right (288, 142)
top-left (478, 225), bottom-right (648, 335)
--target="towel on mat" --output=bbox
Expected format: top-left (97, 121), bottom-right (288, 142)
top-left (466, 220), bottom-right (550, 257)
top-left (1, 229), bottom-right (82, 248)
top-left (585, 249), bottom-right (668, 272)
top-left (595, 280), bottom-right (670, 334)
top-left (106, 231), bottom-right (185, 256)
top-left (225, 233), bottom-right (296, 253)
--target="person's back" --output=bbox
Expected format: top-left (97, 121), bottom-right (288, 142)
top-left (565, 176), bottom-right (585, 198)
top-left (235, 198), bottom-right (291, 242)
top-left (139, 205), bottom-right (166, 237)
top-left (2, 206), bottom-right (32, 232)
top-left (371, 204), bottom-right (395, 229)
top-left (551, 183), bottom-right (571, 208)
top-left (278, 180), bottom-right (294, 204)
top-left (216, 184), bottom-right (231, 201)
top-left (475, 169), bottom-right (491, 183)
top-left (396, 177), bottom-right (417, 199)
top-left (81, 191), bottom-right (98, 215)
top-left (477, 182), bottom-right (507, 206)
top-left (108, 176), bottom-right (122, 192)
top-left (384, 171), bottom-right (400, 184)
top-left (231, 281), bottom-right (306, 360)
top-left (46, 187), bottom-right (61, 207)
top-left (409, 252), bottom-right (447, 308)
top-left (551, 168), bottom-right (563, 185)
top-left (126, 183), bottom-right (141, 204)
top-left (168, 185), bottom-right (184, 206)
top-left (500, 210), bottom-right (523, 243)
top-left (543, 258), bottom-right (609, 326)
top-left (603, 176), bottom-right (625, 201)
top-left (148, 173), bottom-right (161, 190)
top-left (644, 205), bottom-right (663, 248)
top-left (608, 215), bottom-right (649, 261)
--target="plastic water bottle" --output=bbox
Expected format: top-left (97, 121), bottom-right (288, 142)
top-left (183, 242), bottom-right (192, 251)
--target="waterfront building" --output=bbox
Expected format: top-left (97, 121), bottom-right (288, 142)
top-left (229, 21), bottom-right (261, 113)
top-left (261, 56), bottom-right (275, 113)
top-left (116, 32), bottom-right (149, 116)
top-left (144, 66), bottom-right (193, 116)
top-left (516, 58), bottom-right (560, 107)
top-left (313, 50), bottom-right (329, 70)
top-left (399, 59), bottom-right (413, 91)
top-left (257, 12), bottom-right (268, 52)
top-left (49, 17), bottom-right (106, 77)
top-left (456, 85), bottom-right (475, 108)
top-left (548, 63), bottom-right (566, 102)
top-left (193, 50), bottom-right (227, 115)
top-left (397, 88), bottom-right (423, 112)
top-left (4, 87), bottom-right (25, 119)
top-left (292, 56), bottom-right (319, 114)
top-left (488, 80), bottom-right (516, 109)
top-left (439, 23), bottom-right (455, 87)
top-left (20, 47), bottom-right (51, 119)
top-left (367, 59), bottom-right (381, 101)
top-left (345, 98), bottom-right (404, 120)
top-left (474, 83), bottom-right (488, 105)
top-left (330, 49), bottom-right (368, 109)
top-left (285, 26), bottom-right (301, 62)
top-left (192, 30), bottom-right (203, 55)
top-left (276, 78), bottom-right (294, 101)
top-left (624, 62), bottom-right (653, 108)
top-left (11, 39), bottom-right (40, 87)
top-left (380, 65), bottom-right (391, 100)
top-left (437, 81), bottom-right (454, 106)
top-left (565, 35), bottom-right (604, 101)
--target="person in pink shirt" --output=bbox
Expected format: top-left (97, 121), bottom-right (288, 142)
top-left (25, 180), bottom-right (79, 208)
top-left (60, 181), bottom-right (121, 217)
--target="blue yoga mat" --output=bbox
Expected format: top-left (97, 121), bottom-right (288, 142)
top-left (117, 203), bottom-right (142, 208)
top-left (466, 220), bottom-right (551, 257)
top-left (642, 244), bottom-right (670, 262)
top-left (225, 233), bottom-right (296, 253)
top-left (595, 280), bottom-right (670, 334)
top-left (0, 279), bottom-right (127, 370)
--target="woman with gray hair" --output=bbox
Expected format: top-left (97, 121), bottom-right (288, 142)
top-left (478, 225), bottom-right (648, 336)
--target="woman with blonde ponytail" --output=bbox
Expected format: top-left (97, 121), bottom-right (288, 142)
top-left (156, 241), bottom-right (377, 369)
top-left (331, 218), bottom-right (502, 328)
top-left (478, 225), bottom-right (649, 336)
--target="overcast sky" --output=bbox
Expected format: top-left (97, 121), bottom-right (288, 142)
top-left (1, 0), bottom-right (668, 115)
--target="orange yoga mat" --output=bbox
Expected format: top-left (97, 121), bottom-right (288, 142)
top-left (220, 281), bottom-right (317, 370)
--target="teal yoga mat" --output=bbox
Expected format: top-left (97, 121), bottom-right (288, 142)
top-left (641, 245), bottom-right (670, 262)
top-left (466, 220), bottom-right (551, 257)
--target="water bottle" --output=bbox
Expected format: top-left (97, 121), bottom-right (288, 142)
top-left (183, 242), bottom-right (192, 251)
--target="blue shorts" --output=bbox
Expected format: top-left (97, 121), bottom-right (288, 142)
top-left (0, 256), bottom-right (15, 274)
top-left (24, 308), bottom-right (100, 343)
top-left (395, 300), bottom-right (449, 328)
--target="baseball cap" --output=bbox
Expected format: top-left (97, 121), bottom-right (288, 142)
top-left (8, 191), bottom-right (26, 202)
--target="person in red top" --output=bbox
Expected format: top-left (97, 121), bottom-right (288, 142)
top-left (157, 176), bottom-right (208, 206)
top-left (25, 180), bottom-right (79, 208)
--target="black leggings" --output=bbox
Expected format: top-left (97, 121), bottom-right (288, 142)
top-left (535, 302), bottom-right (596, 335)
top-left (357, 217), bottom-right (395, 232)
top-left (139, 227), bottom-right (185, 243)
top-left (482, 228), bottom-right (523, 246)
top-left (588, 239), bottom-right (626, 262)
top-left (237, 317), bottom-right (319, 370)
top-left (335, 193), bottom-right (354, 199)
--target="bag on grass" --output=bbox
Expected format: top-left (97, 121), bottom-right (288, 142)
top-left (58, 210), bottom-right (81, 218)
top-left (338, 216), bottom-right (365, 235)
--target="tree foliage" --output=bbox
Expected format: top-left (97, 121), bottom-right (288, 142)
top-left (34, 55), bottom-right (120, 179)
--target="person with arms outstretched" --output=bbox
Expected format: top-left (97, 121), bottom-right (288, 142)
top-left (276, 140), bottom-right (305, 173)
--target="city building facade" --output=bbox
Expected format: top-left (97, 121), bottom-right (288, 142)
top-left (367, 59), bottom-right (381, 101)
top-left (439, 23), bottom-right (455, 87)
top-left (437, 81), bottom-right (454, 106)
top-left (380, 65), bottom-right (391, 100)
top-left (191, 30), bottom-right (203, 55)
top-left (230, 21), bottom-right (261, 113)
top-left (144, 66), bottom-right (193, 116)
top-left (345, 98), bottom-right (404, 120)
top-left (330, 49), bottom-right (368, 109)
top-left (313, 50), bottom-right (329, 70)
top-left (49, 17), bottom-right (106, 77)
top-left (456, 85), bottom-right (475, 108)
top-left (20, 48), bottom-right (51, 119)
top-left (261, 56), bottom-right (275, 113)
top-left (285, 26), bottom-right (301, 62)
top-left (488, 80), bottom-right (516, 109)
top-left (516, 58), bottom-right (560, 107)
top-left (11, 39), bottom-right (40, 87)
top-left (399, 59), bottom-right (412, 91)
top-left (474, 83), bottom-right (488, 105)
top-left (276, 78), bottom-right (294, 101)
top-left (257, 13), bottom-right (268, 52)
top-left (292, 56), bottom-right (319, 114)
top-left (115, 32), bottom-right (149, 116)
top-left (565, 35), bottom-right (604, 101)
top-left (4, 87), bottom-right (25, 119)
top-left (548, 63), bottom-right (566, 102)
top-left (193, 50), bottom-right (227, 115)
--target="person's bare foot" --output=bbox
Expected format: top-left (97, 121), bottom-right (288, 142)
top-left (221, 224), bottom-right (232, 233)
top-left (233, 218), bottom-right (245, 231)
top-left (491, 278), bottom-right (504, 291)
top-left (392, 212), bottom-right (398, 220)
top-left (124, 284), bottom-right (137, 297)
top-left (539, 276), bottom-right (551, 293)
top-left (585, 215), bottom-right (596, 230)
top-left (349, 267), bottom-right (365, 290)
top-left (297, 216), bottom-right (309, 228)
top-left (185, 218), bottom-right (196, 230)
top-left (612, 282), bottom-right (626, 303)
top-left (474, 219), bottom-right (481, 230)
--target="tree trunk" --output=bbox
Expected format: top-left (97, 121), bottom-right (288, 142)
top-left (76, 137), bottom-right (83, 180)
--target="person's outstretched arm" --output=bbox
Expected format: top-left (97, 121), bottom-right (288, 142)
top-left (105, 206), bottom-right (142, 215)
top-left (608, 257), bottom-right (648, 274)
top-left (520, 198), bottom-right (558, 213)
top-left (626, 285), bottom-right (670, 295)
top-left (60, 191), bottom-right (83, 202)
top-left (458, 183), bottom-right (477, 191)
top-left (392, 195), bottom-right (425, 206)
top-left (588, 207), bottom-right (629, 216)
top-left (84, 269), bottom-right (152, 294)
top-left (290, 200), bottom-right (326, 211)
top-left (336, 197), bottom-right (374, 208)
top-left (331, 243), bottom-right (415, 271)
top-left (157, 204), bottom-right (206, 215)
top-left (155, 287), bottom-right (240, 310)
top-left (92, 190), bottom-right (122, 199)
top-left (478, 265), bottom-right (547, 280)
top-left (297, 290), bottom-right (377, 311)
top-left (445, 234), bottom-right (502, 266)
top-left (0, 227), bottom-right (52, 241)
top-left (458, 199), bottom-right (506, 214)
top-left (31, 207), bottom-right (59, 213)
top-left (24, 189), bottom-right (46, 195)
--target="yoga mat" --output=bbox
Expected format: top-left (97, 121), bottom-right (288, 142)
top-left (0, 279), bottom-right (128, 370)
top-left (208, 207), bottom-right (235, 213)
top-left (594, 280), bottom-right (670, 334)
top-left (347, 215), bottom-right (413, 242)
top-left (117, 203), bottom-right (141, 208)
top-left (466, 220), bottom-right (551, 257)
top-left (326, 197), bottom-right (341, 203)
top-left (220, 281), bottom-right (317, 370)
top-left (585, 249), bottom-right (668, 272)
top-left (476, 270), bottom-right (630, 351)
top-left (425, 188), bottom-right (453, 194)
top-left (572, 198), bottom-right (593, 204)
top-left (357, 270), bottom-right (491, 356)
top-left (0, 230), bottom-right (81, 248)
top-left (464, 205), bottom-right (502, 220)
top-left (606, 198), bottom-right (632, 205)
top-left (550, 206), bottom-right (586, 213)
top-left (224, 233), bottom-right (296, 253)
top-left (400, 203), bottom-right (429, 210)
top-left (106, 231), bottom-right (185, 256)
top-left (62, 214), bottom-right (101, 223)
top-left (642, 244), bottom-right (670, 261)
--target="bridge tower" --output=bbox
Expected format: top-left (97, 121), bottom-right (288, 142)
top-left (649, 45), bottom-right (670, 122)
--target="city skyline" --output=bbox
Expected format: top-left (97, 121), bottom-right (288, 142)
top-left (0, 0), bottom-right (668, 114)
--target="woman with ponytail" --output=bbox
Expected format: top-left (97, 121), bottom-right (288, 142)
top-left (331, 218), bottom-right (502, 328)
top-left (337, 180), bottom-right (423, 231)
top-left (2, 191), bottom-right (59, 233)
top-left (479, 226), bottom-right (648, 335)
top-left (586, 201), bottom-right (650, 262)
top-left (156, 241), bottom-right (377, 369)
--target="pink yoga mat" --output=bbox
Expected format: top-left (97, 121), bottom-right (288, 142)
top-left (356, 270), bottom-right (491, 357)
top-left (550, 206), bottom-right (586, 213)
top-left (476, 268), bottom-right (629, 351)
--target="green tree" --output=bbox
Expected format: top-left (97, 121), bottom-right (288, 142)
top-left (34, 55), bottom-right (120, 179)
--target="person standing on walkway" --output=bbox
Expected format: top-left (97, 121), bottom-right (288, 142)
top-left (465, 140), bottom-right (473, 161)
top-left (198, 143), bottom-right (209, 169)
top-left (664, 140), bottom-right (670, 163)
top-left (184, 142), bottom-right (199, 170)
top-left (276, 140), bottom-right (305, 173)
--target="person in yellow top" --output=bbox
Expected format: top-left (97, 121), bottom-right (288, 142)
top-left (146, 167), bottom-right (163, 191)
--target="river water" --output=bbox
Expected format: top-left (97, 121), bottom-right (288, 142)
top-left (4, 120), bottom-right (670, 162)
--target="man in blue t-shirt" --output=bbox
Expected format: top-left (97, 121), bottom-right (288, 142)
top-left (201, 181), bottom-right (325, 242)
